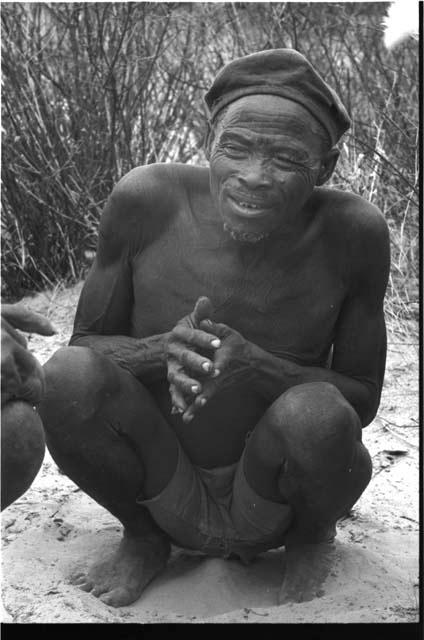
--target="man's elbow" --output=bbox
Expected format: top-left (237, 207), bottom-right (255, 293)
top-left (356, 385), bottom-right (381, 428)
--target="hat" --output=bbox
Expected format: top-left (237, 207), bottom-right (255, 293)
top-left (204, 49), bottom-right (351, 146)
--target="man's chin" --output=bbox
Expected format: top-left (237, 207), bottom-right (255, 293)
top-left (223, 223), bottom-right (271, 244)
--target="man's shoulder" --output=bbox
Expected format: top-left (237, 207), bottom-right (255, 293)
top-left (315, 187), bottom-right (389, 240)
top-left (314, 187), bottom-right (390, 291)
top-left (98, 163), bottom-right (211, 251)
top-left (111, 162), bottom-right (210, 207)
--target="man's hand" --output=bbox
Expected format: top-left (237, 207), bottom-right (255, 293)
top-left (181, 319), bottom-right (257, 423)
top-left (1, 303), bottom-right (56, 407)
top-left (166, 297), bottom-right (222, 415)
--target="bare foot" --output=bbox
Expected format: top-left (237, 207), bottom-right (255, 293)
top-left (69, 531), bottom-right (170, 607)
top-left (278, 541), bottom-right (337, 605)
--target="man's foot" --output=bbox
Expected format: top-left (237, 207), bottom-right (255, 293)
top-left (69, 531), bottom-right (170, 607)
top-left (278, 541), bottom-right (337, 605)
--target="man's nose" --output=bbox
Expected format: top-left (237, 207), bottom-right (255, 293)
top-left (238, 159), bottom-right (272, 189)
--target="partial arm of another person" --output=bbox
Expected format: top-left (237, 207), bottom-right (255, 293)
top-left (1, 303), bottom-right (56, 406)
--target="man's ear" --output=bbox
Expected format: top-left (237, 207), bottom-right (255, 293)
top-left (204, 121), bottom-right (214, 161)
top-left (316, 148), bottom-right (339, 186)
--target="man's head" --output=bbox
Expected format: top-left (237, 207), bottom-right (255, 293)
top-left (204, 49), bottom-right (351, 243)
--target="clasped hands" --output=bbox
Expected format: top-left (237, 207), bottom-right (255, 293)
top-left (166, 296), bottom-right (255, 423)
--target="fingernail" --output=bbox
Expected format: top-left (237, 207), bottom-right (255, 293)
top-left (211, 339), bottom-right (221, 348)
top-left (184, 414), bottom-right (193, 423)
top-left (200, 398), bottom-right (207, 407)
top-left (212, 369), bottom-right (220, 378)
top-left (171, 406), bottom-right (178, 415)
top-left (191, 385), bottom-right (200, 394)
top-left (202, 362), bottom-right (211, 372)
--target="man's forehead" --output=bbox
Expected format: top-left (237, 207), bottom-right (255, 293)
top-left (216, 95), bottom-right (324, 137)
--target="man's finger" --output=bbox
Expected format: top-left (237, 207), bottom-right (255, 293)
top-left (199, 319), bottom-right (230, 339)
top-left (169, 384), bottom-right (188, 414)
top-left (172, 326), bottom-right (221, 352)
top-left (194, 380), bottom-right (219, 408)
top-left (182, 380), bottom-right (220, 423)
top-left (167, 341), bottom-right (217, 375)
top-left (168, 369), bottom-right (202, 396)
top-left (2, 303), bottom-right (56, 336)
top-left (182, 403), bottom-right (198, 423)
top-left (192, 296), bottom-right (214, 326)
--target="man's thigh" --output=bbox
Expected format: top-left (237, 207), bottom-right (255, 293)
top-left (243, 382), bottom-right (372, 526)
top-left (40, 346), bottom-right (179, 498)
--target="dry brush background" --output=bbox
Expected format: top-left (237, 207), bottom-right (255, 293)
top-left (1, 1), bottom-right (419, 342)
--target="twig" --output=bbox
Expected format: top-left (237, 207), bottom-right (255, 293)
top-left (400, 515), bottom-right (419, 524)
top-left (379, 416), bottom-right (418, 429)
top-left (243, 608), bottom-right (269, 617)
top-left (378, 417), bottom-right (419, 449)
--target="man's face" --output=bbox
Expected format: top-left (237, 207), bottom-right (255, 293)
top-left (208, 95), bottom-right (330, 243)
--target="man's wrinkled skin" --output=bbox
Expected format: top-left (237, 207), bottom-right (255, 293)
top-left (1, 304), bottom-right (55, 510)
top-left (39, 95), bottom-right (390, 607)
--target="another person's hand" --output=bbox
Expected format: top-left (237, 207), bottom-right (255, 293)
top-left (166, 297), bottom-right (221, 414)
top-left (182, 319), bottom-right (256, 423)
top-left (1, 303), bottom-right (56, 407)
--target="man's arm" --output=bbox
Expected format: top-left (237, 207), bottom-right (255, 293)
top-left (182, 206), bottom-right (390, 427)
top-left (248, 305), bottom-right (386, 428)
top-left (69, 168), bottom-right (171, 383)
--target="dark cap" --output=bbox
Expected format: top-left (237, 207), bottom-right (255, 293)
top-left (204, 48), bottom-right (351, 146)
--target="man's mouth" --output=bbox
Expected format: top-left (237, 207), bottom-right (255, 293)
top-left (227, 195), bottom-right (272, 218)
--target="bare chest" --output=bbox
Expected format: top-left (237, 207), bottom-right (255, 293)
top-left (131, 219), bottom-right (346, 364)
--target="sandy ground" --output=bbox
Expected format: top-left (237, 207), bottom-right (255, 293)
top-left (1, 283), bottom-right (420, 623)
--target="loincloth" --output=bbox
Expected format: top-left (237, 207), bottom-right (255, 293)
top-left (137, 443), bottom-right (293, 563)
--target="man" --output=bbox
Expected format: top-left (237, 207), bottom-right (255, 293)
top-left (1, 303), bottom-right (55, 510)
top-left (39, 49), bottom-right (390, 608)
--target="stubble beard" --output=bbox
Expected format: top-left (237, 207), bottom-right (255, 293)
top-left (223, 222), bottom-right (271, 244)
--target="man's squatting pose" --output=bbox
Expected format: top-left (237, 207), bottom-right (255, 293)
top-left (39, 49), bottom-right (390, 608)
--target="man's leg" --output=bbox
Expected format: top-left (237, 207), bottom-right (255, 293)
top-left (39, 346), bottom-right (180, 607)
top-left (243, 381), bottom-right (372, 603)
top-left (1, 401), bottom-right (45, 510)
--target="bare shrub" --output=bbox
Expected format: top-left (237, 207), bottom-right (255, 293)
top-left (1, 2), bottom-right (418, 333)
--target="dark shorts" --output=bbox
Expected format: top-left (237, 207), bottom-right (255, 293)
top-left (138, 443), bottom-right (293, 563)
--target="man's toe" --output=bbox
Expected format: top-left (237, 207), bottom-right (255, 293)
top-left (70, 574), bottom-right (88, 586)
top-left (100, 587), bottom-right (136, 608)
top-left (79, 580), bottom-right (94, 592)
top-left (91, 584), bottom-right (109, 597)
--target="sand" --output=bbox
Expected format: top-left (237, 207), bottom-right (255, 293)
top-left (1, 283), bottom-right (420, 623)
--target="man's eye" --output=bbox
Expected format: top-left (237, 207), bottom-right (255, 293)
top-left (274, 155), bottom-right (297, 167)
top-left (224, 145), bottom-right (246, 156)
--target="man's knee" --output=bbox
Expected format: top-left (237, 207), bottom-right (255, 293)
top-left (1, 400), bottom-right (45, 509)
top-left (44, 345), bottom-right (108, 391)
top-left (266, 382), bottom-right (361, 452)
top-left (40, 346), bottom-right (114, 433)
